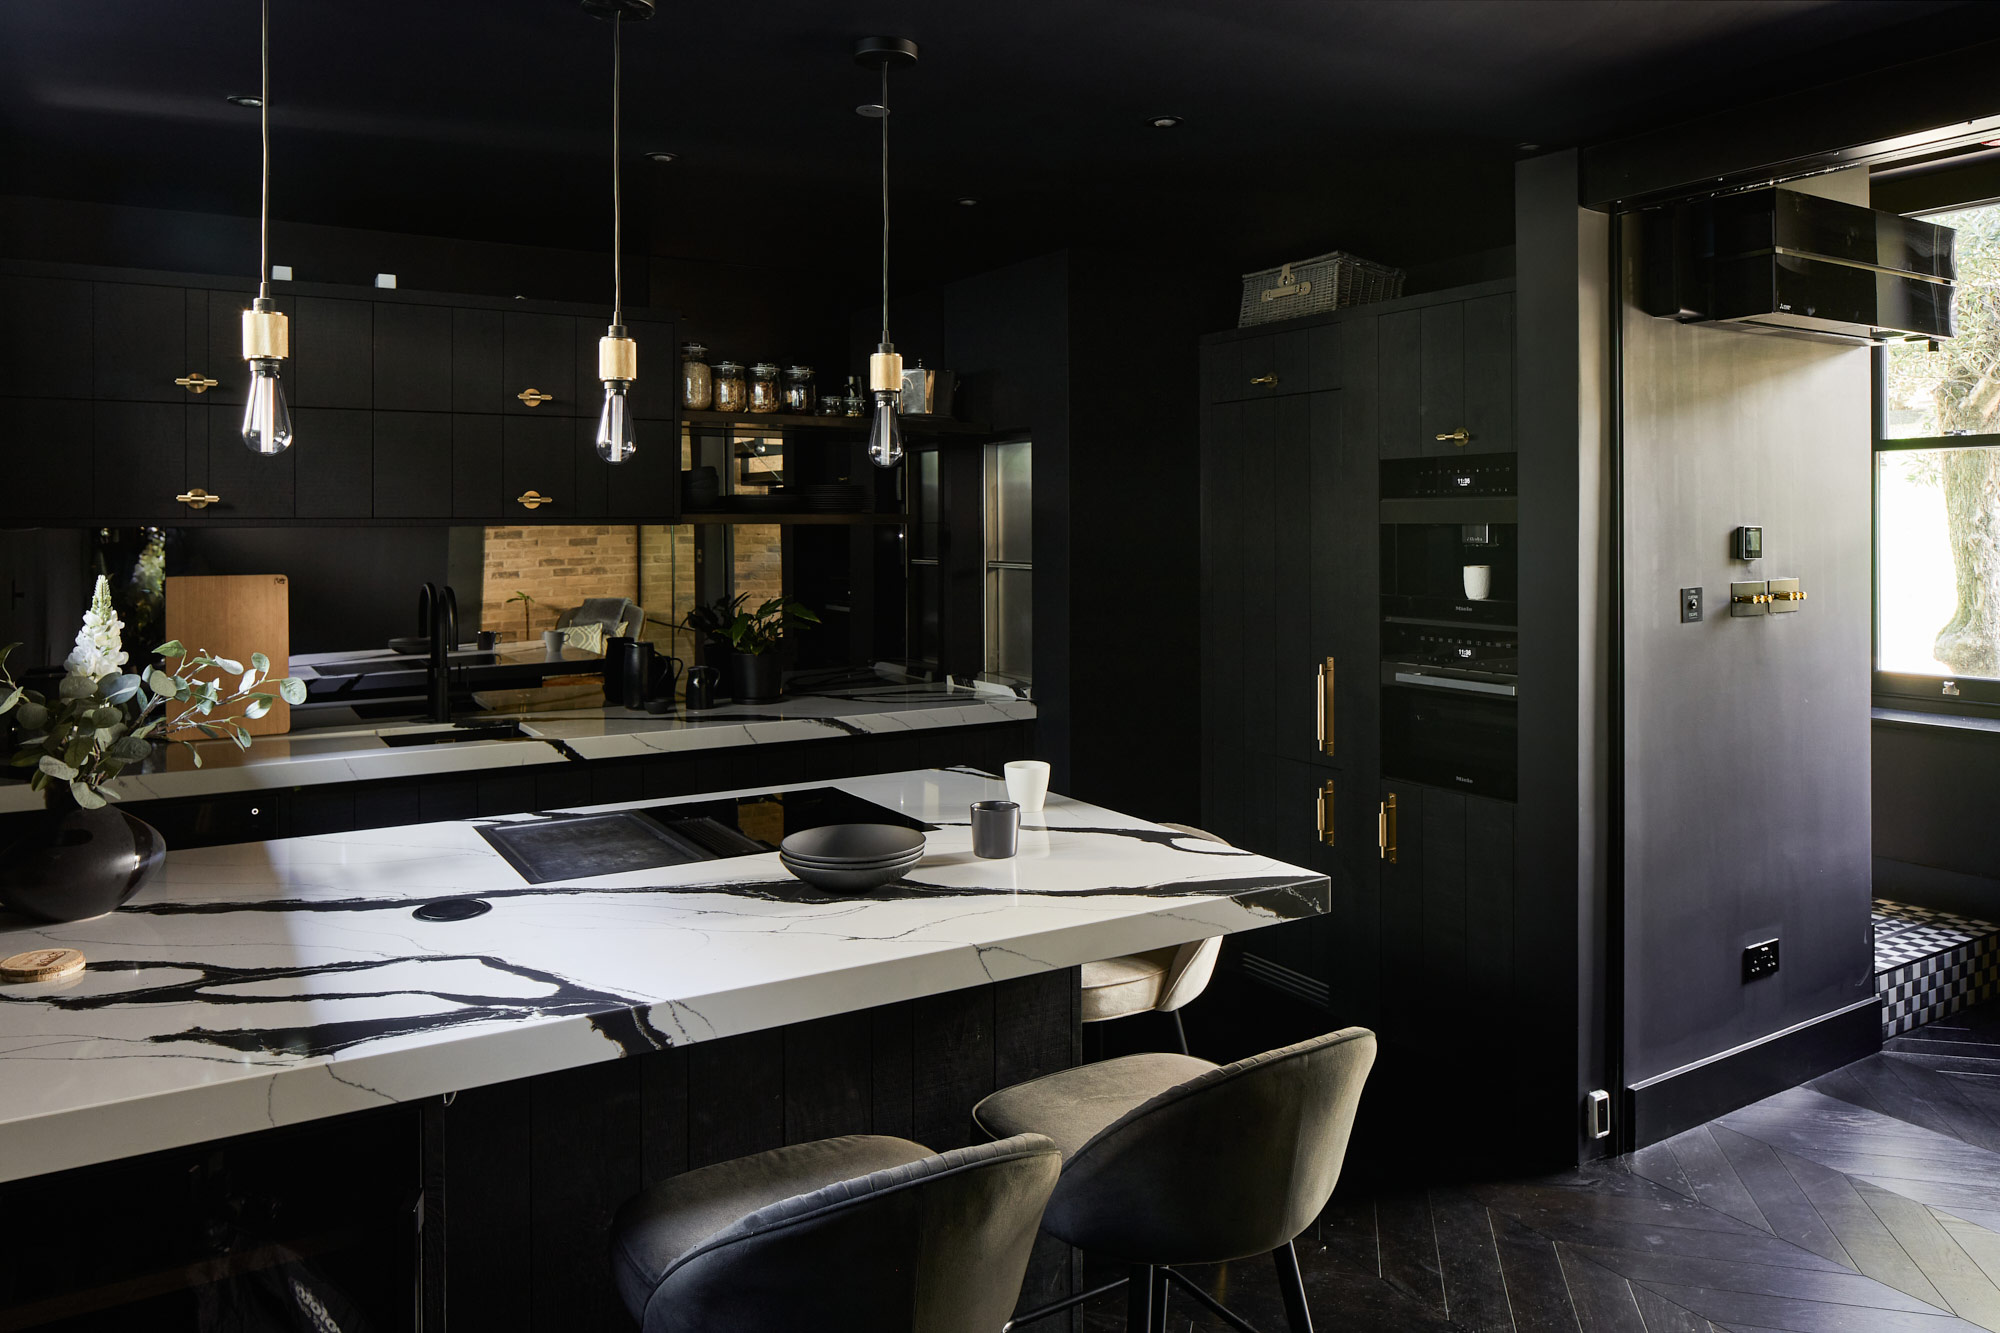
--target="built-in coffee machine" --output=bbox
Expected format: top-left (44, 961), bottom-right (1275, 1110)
top-left (1379, 454), bottom-right (1518, 799)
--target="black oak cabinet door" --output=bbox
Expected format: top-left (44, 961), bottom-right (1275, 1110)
top-left (503, 313), bottom-right (579, 417)
top-left (93, 402), bottom-right (190, 521)
top-left (607, 417), bottom-right (678, 521)
top-left (1376, 308), bottom-right (1424, 458)
top-left (374, 412), bottom-right (454, 519)
top-left (452, 415), bottom-right (504, 521)
top-left (290, 297), bottom-right (373, 409)
top-left (1, 276), bottom-right (92, 399)
top-left (1224, 329), bottom-right (1309, 402)
top-left (501, 416), bottom-right (573, 520)
top-left (1418, 302), bottom-right (1466, 456)
top-left (569, 417), bottom-right (608, 518)
top-left (292, 408), bottom-right (373, 518)
top-left (1307, 387), bottom-right (1376, 773)
top-left (3, 399), bottom-right (92, 520)
top-left (373, 304), bottom-right (453, 413)
top-left (452, 308), bottom-right (503, 414)
top-left (93, 283), bottom-right (199, 403)
top-left (1461, 293), bottom-right (1515, 455)
top-left (1267, 392), bottom-right (1320, 763)
top-left (1306, 322), bottom-right (1344, 392)
top-left (197, 405), bottom-right (295, 519)
top-left (1228, 756), bottom-right (1331, 978)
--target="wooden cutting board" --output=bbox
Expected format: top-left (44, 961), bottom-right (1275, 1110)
top-left (163, 574), bottom-right (292, 736)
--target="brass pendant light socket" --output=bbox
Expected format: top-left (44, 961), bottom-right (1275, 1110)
top-left (869, 349), bottom-right (904, 393)
top-left (599, 327), bottom-right (637, 382)
top-left (241, 301), bottom-right (289, 362)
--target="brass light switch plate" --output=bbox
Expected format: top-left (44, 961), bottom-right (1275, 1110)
top-left (1729, 580), bottom-right (1770, 617)
top-left (1767, 576), bottom-right (1804, 613)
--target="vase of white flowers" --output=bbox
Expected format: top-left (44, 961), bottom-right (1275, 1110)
top-left (0, 576), bottom-right (303, 922)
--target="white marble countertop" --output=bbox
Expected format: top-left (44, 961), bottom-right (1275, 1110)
top-left (0, 679), bottom-right (1036, 814)
top-left (0, 769), bottom-right (1324, 1182)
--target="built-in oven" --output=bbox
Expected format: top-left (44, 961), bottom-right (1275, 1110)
top-left (1380, 681), bottom-right (1517, 799)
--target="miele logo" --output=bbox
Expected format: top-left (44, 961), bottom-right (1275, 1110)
top-left (1455, 775), bottom-right (1473, 785)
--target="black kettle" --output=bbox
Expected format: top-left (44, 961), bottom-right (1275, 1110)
top-left (609, 639), bottom-right (682, 708)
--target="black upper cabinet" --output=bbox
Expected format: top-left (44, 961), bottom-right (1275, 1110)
top-left (1207, 329), bottom-right (1309, 402)
top-left (94, 283), bottom-right (201, 403)
top-left (0, 277), bottom-right (91, 399)
top-left (3, 400), bottom-right (92, 519)
top-left (504, 313), bottom-right (578, 417)
top-left (93, 402), bottom-right (189, 520)
top-left (452, 415), bottom-right (504, 521)
top-left (607, 417), bottom-right (678, 521)
top-left (374, 412), bottom-right (454, 519)
top-left (501, 416), bottom-right (572, 518)
top-left (374, 305), bottom-right (453, 413)
top-left (293, 408), bottom-right (373, 518)
top-left (1378, 292), bottom-right (1514, 457)
top-left (291, 298), bottom-right (373, 410)
top-left (452, 308), bottom-right (503, 414)
top-left (197, 405), bottom-right (294, 520)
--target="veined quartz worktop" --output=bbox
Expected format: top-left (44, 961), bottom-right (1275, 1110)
top-left (0, 769), bottom-right (1324, 1183)
top-left (0, 679), bottom-right (1035, 814)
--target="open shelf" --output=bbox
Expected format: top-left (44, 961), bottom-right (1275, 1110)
top-left (683, 409), bottom-right (988, 436)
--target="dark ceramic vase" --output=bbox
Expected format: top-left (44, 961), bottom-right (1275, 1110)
top-left (729, 652), bottom-right (783, 704)
top-left (0, 791), bottom-right (166, 923)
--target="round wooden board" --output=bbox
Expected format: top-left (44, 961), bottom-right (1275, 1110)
top-left (1, 948), bottom-right (86, 983)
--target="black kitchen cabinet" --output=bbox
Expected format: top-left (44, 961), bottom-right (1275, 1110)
top-left (374, 303), bottom-right (454, 413)
top-left (193, 405), bottom-right (295, 520)
top-left (607, 416), bottom-right (678, 520)
top-left (293, 408), bottom-right (374, 518)
top-left (1377, 291), bottom-right (1514, 457)
top-left (0, 275), bottom-right (91, 399)
top-left (3, 399), bottom-right (92, 520)
top-left (452, 415), bottom-right (504, 520)
top-left (374, 411), bottom-right (455, 518)
top-left (501, 415), bottom-right (573, 518)
top-left (452, 307), bottom-right (504, 414)
top-left (1203, 328), bottom-right (1309, 403)
top-left (503, 312), bottom-right (579, 417)
top-left (94, 401), bottom-right (191, 520)
top-left (291, 296), bottom-right (374, 409)
top-left (94, 282), bottom-right (203, 403)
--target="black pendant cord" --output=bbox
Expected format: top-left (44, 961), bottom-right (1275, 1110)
top-left (257, 0), bottom-right (271, 302)
top-left (611, 12), bottom-right (624, 327)
top-left (888, 60), bottom-right (896, 348)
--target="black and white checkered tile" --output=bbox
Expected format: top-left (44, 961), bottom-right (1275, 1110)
top-left (1874, 898), bottom-right (2000, 1037)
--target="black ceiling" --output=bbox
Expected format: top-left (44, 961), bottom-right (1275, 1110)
top-left (5, 0), bottom-right (1996, 296)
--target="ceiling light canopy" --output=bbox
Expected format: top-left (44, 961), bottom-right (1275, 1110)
top-left (1149, 114), bottom-right (1183, 129)
top-left (225, 93), bottom-right (262, 108)
top-left (645, 150), bottom-right (676, 163)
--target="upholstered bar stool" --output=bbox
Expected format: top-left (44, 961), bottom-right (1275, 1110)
top-left (1079, 824), bottom-right (1228, 1053)
top-left (974, 1028), bottom-right (1377, 1333)
top-left (610, 1132), bottom-right (1060, 1333)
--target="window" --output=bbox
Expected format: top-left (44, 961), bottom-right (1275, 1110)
top-left (983, 439), bottom-right (1032, 682)
top-left (1876, 200), bottom-right (2000, 709)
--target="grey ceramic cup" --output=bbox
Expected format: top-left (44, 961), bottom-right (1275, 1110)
top-left (972, 800), bottom-right (1020, 859)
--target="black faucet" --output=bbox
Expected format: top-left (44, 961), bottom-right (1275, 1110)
top-left (419, 583), bottom-right (459, 724)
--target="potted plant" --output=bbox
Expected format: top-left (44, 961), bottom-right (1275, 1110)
top-left (0, 576), bottom-right (304, 923)
top-left (681, 594), bottom-right (818, 704)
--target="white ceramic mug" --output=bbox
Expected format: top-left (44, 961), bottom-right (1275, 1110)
top-left (1462, 565), bottom-right (1493, 601)
top-left (1004, 760), bottom-right (1051, 813)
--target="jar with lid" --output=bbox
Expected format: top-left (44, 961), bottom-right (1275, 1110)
top-left (748, 363), bottom-right (781, 414)
top-left (843, 375), bottom-right (866, 418)
top-left (680, 342), bottom-right (713, 411)
top-left (782, 365), bottom-right (815, 415)
top-left (712, 360), bottom-right (746, 413)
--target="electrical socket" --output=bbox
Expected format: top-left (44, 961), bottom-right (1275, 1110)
top-left (1743, 939), bottom-right (1780, 982)
top-left (1681, 587), bottom-right (1703, 623)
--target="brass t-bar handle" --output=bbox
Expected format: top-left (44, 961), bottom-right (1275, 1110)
top-left (1250, 374), bottom-right (1279, 386)
top-left (176, 488), bottom-right (220, 509)
top-left (1435, 429), bottom-right (1470, 445)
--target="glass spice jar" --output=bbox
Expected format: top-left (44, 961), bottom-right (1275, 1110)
top-left (679, 342), bottom-right (712, 411)
top-left (782, 365), bottom-right (815, 415)
top-left (843, 376), bottom-right (865, 417)
top-left (748, 363), bottom-right (781, 414)
top-left (712, 360), bottom-right (746, 413)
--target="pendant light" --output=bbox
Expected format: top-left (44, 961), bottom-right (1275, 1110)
top-left (586, 0), bottom-right (654, 464)
top-left (856, 37), bottom-right (918, 469)
top-left (240, 0), bottom-right (290, 455)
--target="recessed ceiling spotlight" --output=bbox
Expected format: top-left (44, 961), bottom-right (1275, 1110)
top-left (1515, 142), bottom-right (1540, 152)
top-left (226, 93), bottom-right (263, 108)
top-left (645, 150), bottom-right (677, 163)
top-left (955, 196), bottom-right (978, 206)
top-left (1149, 114), bottom-right (1183, 129)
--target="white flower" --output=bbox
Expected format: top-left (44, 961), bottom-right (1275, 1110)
top-left (65, 575), bottom-right (128, 680)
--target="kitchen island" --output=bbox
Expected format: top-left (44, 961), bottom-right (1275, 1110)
top-left (0, 769), bottom-right (1325, 1330)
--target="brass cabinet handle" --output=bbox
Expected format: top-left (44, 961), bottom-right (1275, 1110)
top-left (1250, 374), bottom-right (1279, 387)
top-left (175, 373), bottom-right (219, 394)
top-left (1435, 429), bottom-right (1470, 445)
top-left (1378, 794), bottom-right (1398, 864)
top-left (516, 490), bottom-right (554, 510)
top-left (517, 388), bottom-right (553, 407)
top-left (176, 488), bottom-right (220, 509)
top-left (1769, 590), bottom-right (1807, 602)
top-left (1317, 656), bottom-right (1335, 755)
top-left (1732, 592), bottom-right (1771, 605)
top-left (1317, 780), bottom-right (1337, 847)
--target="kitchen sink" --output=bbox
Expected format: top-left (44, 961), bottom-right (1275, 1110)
top-left (378, 722), bottom-right (529, 746)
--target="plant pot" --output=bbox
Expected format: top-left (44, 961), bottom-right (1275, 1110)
top-left (729, 652), bottom-right (783, 704)
top-left (0, 793), bottom-right (166, 923)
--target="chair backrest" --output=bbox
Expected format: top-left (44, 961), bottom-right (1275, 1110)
top-left (644, 1133), bottom-right (1061, 1333)
top-left (1047, 1028), bottom-right (1376, 1266)
top-left (558, 596), bottom-right (643, 637)
top-left (1156, 935), bottom-right (1223, 1013)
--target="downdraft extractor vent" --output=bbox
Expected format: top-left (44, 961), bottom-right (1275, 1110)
top-left (1640, 187), bottom-right (1957, 345)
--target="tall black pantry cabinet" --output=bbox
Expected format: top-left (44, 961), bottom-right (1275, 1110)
top-left (1198, 279), bottom-right (1525, 1168)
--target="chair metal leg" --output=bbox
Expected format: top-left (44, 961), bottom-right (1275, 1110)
top-left (1126, 1263), bottom-right (1157, 1332)
top-left (1170, 1009), bottom-right (1189, 1055)
top-left (1161, 1268), bottom-right (1261, 1333)
top-left (1273, 1241), bottom-right (1314, 1333)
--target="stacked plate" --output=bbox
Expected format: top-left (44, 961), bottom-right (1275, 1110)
top-left (779, 824), bottom-right (925, 890)
top-left (801, 483), bottom-right (868, 513)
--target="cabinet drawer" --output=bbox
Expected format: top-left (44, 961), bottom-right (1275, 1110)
top-left (1205, 329), bottom-right (1309, 402)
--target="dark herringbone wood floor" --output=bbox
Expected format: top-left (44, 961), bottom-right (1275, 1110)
top-left (1081, 1000), bottom-right (2000, 1332)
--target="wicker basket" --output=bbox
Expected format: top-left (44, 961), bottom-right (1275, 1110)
top-left (1238, 251), bottom-right (1406, 327)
